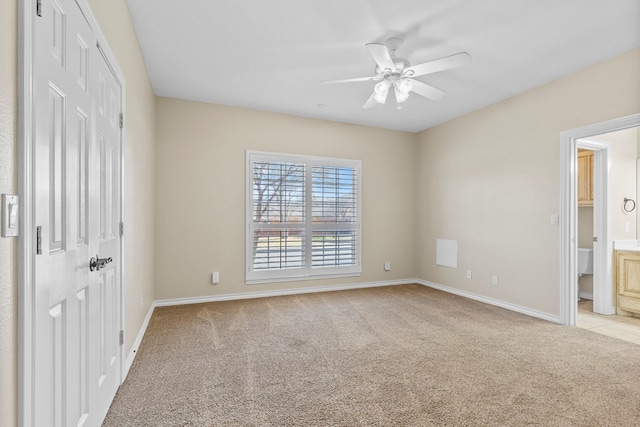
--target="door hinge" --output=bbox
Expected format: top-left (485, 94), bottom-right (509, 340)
top-left (119, 221), bottom-right (124, 237)
top-left (36, 0), bottom-right (42, 17)
top-left (119, 330), bottom-right (124, 345)
top-left (36, 226), bottom-right (42, 255)
top-left (119, 113), bottom-right (124, 129)
top-left (593, 236), bottom-right (598, 243)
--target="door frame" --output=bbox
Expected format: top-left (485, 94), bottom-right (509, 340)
top-left (560, 113), bottom-right (640, 325)
top-left (17, 0), bottom-right (126, 425)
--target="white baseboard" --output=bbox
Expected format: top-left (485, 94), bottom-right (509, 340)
top-left (124, 302), bottom-right (155, 380)
top-left (579, 291), bottom-right (593, 300)
top-left (154, 279), bottom-right (413, 307)
top-left (416, 279), bottom-right (561, 324)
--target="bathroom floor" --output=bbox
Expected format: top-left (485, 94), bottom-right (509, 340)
top-left (577, 299), bottom-right (640, 345)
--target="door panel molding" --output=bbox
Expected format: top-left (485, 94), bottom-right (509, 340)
top-left (18, 1), bottom-right (126, 425)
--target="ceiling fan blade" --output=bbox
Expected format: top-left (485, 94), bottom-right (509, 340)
top-left (320, 76), bottom-right (380, 84)
top-left (405, 52), bottom-right (471, 77)
top-left (362, 92), bottom-right (378, 109)
top-left (366, 43), bottom-right (396, 73)
top-left (408, 79), bottom-right (446, 101)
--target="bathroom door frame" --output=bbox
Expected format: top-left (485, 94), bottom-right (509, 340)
top-left (560, 113), bottom-right (640, 326)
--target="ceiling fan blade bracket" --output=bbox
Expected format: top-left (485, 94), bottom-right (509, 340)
top-left (366, 43), bottom-right (397, 73)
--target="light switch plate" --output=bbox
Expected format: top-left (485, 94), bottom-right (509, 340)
top-left (1, 194), bottom-right (19, 237)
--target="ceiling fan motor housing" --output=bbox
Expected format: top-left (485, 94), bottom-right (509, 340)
top-left (375, 58), bottom-right (410, 77)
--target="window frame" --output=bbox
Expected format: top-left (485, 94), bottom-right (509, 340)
top-left (246, 150), bottom-right (362, 284)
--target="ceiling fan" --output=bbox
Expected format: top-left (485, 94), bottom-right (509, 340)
top-left (321, 38), bottom-right (471, 109)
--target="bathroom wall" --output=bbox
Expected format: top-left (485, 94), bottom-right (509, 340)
top-left (601, 128), bottom-right (638, 240)
top-left (577, 127), bottom-right (638, 298)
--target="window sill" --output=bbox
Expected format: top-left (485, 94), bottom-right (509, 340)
top-left (246, 271), bottom-right (361, 285)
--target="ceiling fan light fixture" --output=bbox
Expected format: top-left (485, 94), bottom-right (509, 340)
top-left (393, 79), bottom-right (413, 103)
top-left (394, 86), bottom-right (410, 103)
top-left (374, 80), bottom-right (391, 103)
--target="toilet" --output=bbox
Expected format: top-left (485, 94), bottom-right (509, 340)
top-left (578, 248), bottom-right (593, 276)
top-left (577, 248), bottom-right (593, 301)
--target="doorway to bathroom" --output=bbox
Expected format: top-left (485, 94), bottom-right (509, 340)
top-left (560, 114), bottom-right (640, 327)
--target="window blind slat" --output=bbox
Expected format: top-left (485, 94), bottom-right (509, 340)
top-left (247, 152), bottom-right (360, 281)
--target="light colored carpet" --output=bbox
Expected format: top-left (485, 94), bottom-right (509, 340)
top-left (103, 284), bottom-right (640, 426)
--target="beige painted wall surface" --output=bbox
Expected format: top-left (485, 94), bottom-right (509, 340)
top-left (416, 48), bottom-right (640, 316)
top-left (155, 97), bottom-right (417, 300)
top-left (86, 0), bottom-right (157, 355)
top-left (0, 0), bottom-right (17, 424)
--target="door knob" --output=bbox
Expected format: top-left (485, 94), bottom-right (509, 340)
top-left (90, 255), bottom-right (113, 271)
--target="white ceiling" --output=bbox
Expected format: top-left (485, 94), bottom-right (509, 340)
top-left (125, 0), bottom-right (640, 133)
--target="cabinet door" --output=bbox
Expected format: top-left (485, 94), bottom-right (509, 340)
top-left (616, 251), bottom-right (640, 315)
top-left (577, 150), bottom-right (593, 206)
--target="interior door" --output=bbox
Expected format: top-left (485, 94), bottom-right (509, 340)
top-left (90, 43), bottom-right (123, 423)
top-left (33, 0), bottom-right (122, 426)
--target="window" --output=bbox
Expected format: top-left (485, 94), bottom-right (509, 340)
top-left (246, 151), bottom-right (361, 283)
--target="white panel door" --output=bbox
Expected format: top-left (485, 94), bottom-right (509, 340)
top-left (90, 45), bottom-right (123, 423)
top-left (33, 0), bottom-right (122, 426)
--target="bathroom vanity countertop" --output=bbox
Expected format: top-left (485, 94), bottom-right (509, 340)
top-left (614, 240), bottom-right (640, 252)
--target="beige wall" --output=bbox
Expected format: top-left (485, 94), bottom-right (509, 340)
top-left (155, 97), bottom-right (417, 300)
top-left (86, 0), bottom-right (156, 353)
top-left (0, 0), bottom-right (17, 424)
top-left (416, 48), bottom-right (640, 316)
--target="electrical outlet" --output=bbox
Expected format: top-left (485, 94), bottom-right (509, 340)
top-left (212, 272), bottom-right (220, 284)
top-left (492, 275), bottom-right (498, 286)
top-left (466, 270), bottom-right (472, 279)
top-left (384, 261), bottom-right (391, 271)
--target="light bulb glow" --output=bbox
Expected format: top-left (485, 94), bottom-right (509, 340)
top-left (396, 79), bottom-right (413, 95)
top-left (393, 79), bottom-right (413, 103)
top-left (374, 80), bottom-right (391, 103)
top-left (394, 86), bottom-right (410, 103)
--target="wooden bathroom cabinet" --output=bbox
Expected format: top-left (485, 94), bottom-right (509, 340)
top-left (578, 150), bottom-right (593, 207)
top-left (616, 250), bottom-right (640, 316)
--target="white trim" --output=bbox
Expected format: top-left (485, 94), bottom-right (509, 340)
top-left (124, 302), bottom-right (155, 379)
top-left (246, 150), bottom-right (362, 283)
top-left (579, 291), bottom-right (593, 300)
top-left (578, 139), bottom-right (613, 316)
top-left (17, 0), bottom-right (35, 425)
top-left (560, 114), bottom-right (640, 325)
top-left (416, 280), bottom-right (561, 324)
top-left (155, 279), bottom-right (412, 307)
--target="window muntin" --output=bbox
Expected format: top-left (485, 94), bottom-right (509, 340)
top-left (247, 151), bottom-right (361, 283)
